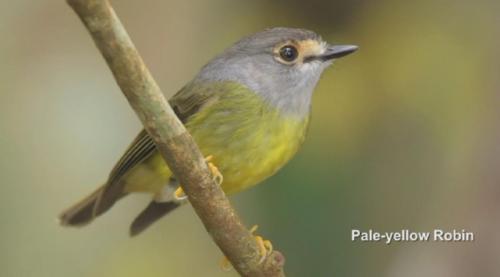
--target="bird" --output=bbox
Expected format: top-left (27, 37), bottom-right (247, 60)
top-left (59, 27), bottom-right (357, 242)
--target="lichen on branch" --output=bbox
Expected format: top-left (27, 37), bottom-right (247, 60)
top-left (66, 0), bottom-right (285, 276)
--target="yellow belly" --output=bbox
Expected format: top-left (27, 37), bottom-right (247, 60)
top-left (190, 115), bottom-right (308, 194)
top-left (124, 86), bottom-right (309, 195)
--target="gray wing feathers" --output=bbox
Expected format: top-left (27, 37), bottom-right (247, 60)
top-left (107, 129), bottom-right (156, 185)
top-left (60, 83), bottom-right (221, 229)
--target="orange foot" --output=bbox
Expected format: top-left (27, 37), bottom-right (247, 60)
top-left (173, 155), bottom-right (223, 201)
top-left (219, 225), bottom-right (273, 271)
top-left (250, 225), bottom-right (273, 264)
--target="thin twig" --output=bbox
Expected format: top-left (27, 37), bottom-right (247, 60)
top-left (66, 0), bottom-right (285, 276)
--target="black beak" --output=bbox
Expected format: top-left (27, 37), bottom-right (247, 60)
top-left (320, 45), bottom-right (358, 61)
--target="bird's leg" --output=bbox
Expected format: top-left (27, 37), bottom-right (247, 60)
top-left (154, 177), bottom-right (179, 203)
top-left (250, 225), bottom-right (274, 264)
top-left (219, 225), bottom-right (273, 270)
top-left (173, 155), bottom-right (223, 201)
top-left (173, 187), bottom-right (188, 201)
top-left (205, 155), bottom-right (224, 185)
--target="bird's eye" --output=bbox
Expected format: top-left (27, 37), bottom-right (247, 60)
top-left (279, 45), bottom-right (298, 62)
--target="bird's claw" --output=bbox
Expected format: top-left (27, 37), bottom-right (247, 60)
top-left (205, 155), bottom-right (223, 185)
top-left (218, 225), bottom-right (273, 271)
top-left (173, 186), bottom-right (188, 201)
top-left (173, 155), bottom-right (223, 201)
top-left (250, 225), bottom-right (273, 264)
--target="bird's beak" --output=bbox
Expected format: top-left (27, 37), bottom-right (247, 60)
top-left (320, 45), bottom-right (358, 61)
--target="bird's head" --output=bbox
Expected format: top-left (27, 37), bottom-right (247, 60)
top-left (196, 27), bottom-right (358, 117)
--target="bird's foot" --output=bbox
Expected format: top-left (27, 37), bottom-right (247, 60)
top-left (219, 225), bottom-right (273, 271)
top-left (250, 225), bottom-right (273, 264)
top-left (205, 155), bottom-right (223, 185)
top-left (173, 155), bottom-right (223, 201)
top-left (153, 177), bottom-right (180, 203)
top-left (173, 186), bottom-right (188, 201)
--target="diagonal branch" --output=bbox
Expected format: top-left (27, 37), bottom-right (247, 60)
top-left (66, 0), bottom-right (285, 276)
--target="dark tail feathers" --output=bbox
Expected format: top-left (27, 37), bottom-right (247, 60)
top-left (129, 201), bottom-right (180, 236)
top-left (59, 182), bottom-right (125, 227)
top-left (59, 186), bottom-right (104, 226)
top-left (59, 183), bottom-right (180, 236)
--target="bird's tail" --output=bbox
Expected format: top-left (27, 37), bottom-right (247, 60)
top-left (59, 183), bottom-right (125, 227)
top-left (129, 201), bottom-right (181, 236)
top-left (59, 181), bottom-right (181, 235)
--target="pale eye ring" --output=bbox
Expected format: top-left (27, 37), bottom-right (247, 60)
top-left (279, 45), bottom-right (298, 62)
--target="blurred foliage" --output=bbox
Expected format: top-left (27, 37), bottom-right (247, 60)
top-left (1, 0), bottom-right (499, 276)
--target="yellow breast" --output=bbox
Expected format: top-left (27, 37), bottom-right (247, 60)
top-left (124, 84), bottom-right (309, 195)
top-left (185, 87), bottom-right (309, 194)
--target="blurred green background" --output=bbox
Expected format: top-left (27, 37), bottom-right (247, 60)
top-left (1, 0), bottom-right (499, 276)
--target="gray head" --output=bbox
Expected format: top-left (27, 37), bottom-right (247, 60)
top-left (195, 27), bottom-right (357, 117)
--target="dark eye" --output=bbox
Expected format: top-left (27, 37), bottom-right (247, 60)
top-left (279, 45), bottom-right (298, 62)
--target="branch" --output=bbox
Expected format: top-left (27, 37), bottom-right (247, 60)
top-left (66, 0), bottom-right (285, 276)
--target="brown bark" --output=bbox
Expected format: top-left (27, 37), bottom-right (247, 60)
top-left (66, 0), bottom-right (285, 276)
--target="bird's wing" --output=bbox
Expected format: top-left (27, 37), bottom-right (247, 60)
top-left (168, 82), bottom-right (221, 122)
top-left (62, 82), bottom-right (226, 226)
top-left (106, 129), bottom-right (156, 185)
top-left (107, 82), bottom-right (221, 186)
